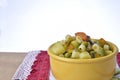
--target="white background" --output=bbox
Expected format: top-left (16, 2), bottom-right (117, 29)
top-left (0, 0), bottom-right (120, 52)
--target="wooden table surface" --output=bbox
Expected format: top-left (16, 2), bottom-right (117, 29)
top-left (0, 52), bottom-right (27, 80)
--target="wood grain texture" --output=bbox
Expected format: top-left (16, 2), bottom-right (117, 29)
top-left (0, 52), bottom-right (26, 80)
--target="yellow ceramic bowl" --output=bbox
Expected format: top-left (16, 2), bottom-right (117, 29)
top-left (48, 41), bottom-right (118, 80)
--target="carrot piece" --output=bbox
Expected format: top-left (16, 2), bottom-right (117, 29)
top-left (68, 44), bottom-right (74, 50)
top-left (75, 32), bottom-right (88, 41)
top-left (98, 38), bottom-right (106, 47)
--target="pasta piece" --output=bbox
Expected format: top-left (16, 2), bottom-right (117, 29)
top-left (71, 50), bottom-right (80, 58)
top-left (76, 36), bottom-right (83, 43)
top-left (92, 43), bottom-right (100, 51)
top-left (79, 44), bottom-right (86, 51)
top-left (65, 35), bottom-right (74, 45)
top-left (103, 44), bottom-right (110, 50)
top-left (92, 44), bottom-right (106, 56)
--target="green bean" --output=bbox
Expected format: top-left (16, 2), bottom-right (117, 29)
top-left (90, 51), bottom-right (96, 58)
top-left (81, 41), bottom-right (88, 47)
top-left (111, 77), bottom-right (120, 80)
top-left (86, 42), bottom-right (92, 52)
top-left (65, 53), bottom-right (72, 58)
top-left (114, 68), bottom-right (120, 76)
top-left (65, 35), bottom-right (73, 45)
top-left (97, 48), bottom-right (106, 56)
top-left (71, 40), bottom-right (79, 48)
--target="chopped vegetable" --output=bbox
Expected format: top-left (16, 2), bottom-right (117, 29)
top-left (50, 41), bottom-right (66, 55)
top-left (79, 52), bottom-right (91, 59)
top-left (112, 68), bottom-right (120, 80)
top-left (98, 38), bottom-right (106, 47)
top-left (90, 51), bottom-right (96, 58)
top-left (97, 48), bottom-right (106, 56)
top-left (75, 32), bottom-right (88, 41)
top-left (71, 40), bottom-right (79, 48)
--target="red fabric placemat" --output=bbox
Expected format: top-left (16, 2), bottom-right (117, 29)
top-left (117, 52), bottom-right (120, 67)
top-left (26, 51), bottom-right (120, 80)
top-left (27, 51), bottom-right (50, 80)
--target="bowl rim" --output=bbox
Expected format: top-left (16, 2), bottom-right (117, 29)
top-left (48, 41), bottom-right (118, 64)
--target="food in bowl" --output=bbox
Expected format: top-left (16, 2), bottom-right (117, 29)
top-left (49, 32), bottom-right (113, 59)
top-left (48, 32), bottom-right (118, 80)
